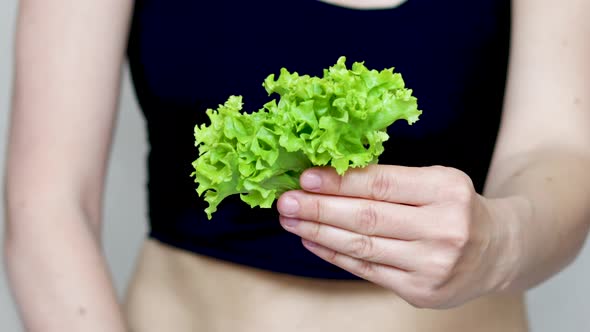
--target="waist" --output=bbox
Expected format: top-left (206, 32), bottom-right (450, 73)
top-left (124, 239), bottom-right (529, 332)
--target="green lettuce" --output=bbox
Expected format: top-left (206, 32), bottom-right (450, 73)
top-left (191, 56), bottom-right (421, 219)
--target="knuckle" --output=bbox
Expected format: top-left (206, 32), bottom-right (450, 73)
top-left (308, 222), bottom-right (323, 242)
top-left (441, 166), bottom-right (470, 182)
top-left (450, 183), bottom-right (473, 204)
top-left (326, 249), bottom-right (338, 262)
top-left (427, 165), bottom-right (450, 175)
top-left (348, 235), bottom-right (375, 260)
top-left (356, 203), bottom-right (379, 235)
top-left (427, 165), bottom-right (456, 183)
top-left (355, 260), bottom-right (375, 279)
top-left (410, 287), bottom-right (446, 309)
top-left (433, 167), bottom-right (474, 204)
top-left (449, 177), bottom-right (474, 203)
top-left (430, 253), bottom-right (458, 280)
top-left (369, 169), bottom-right (396, 201)
top-left (407, 299), bottom-right (427, 309)
top-left (406, 273), bottom-right (454, 309)
top-left (408, 292), bottom-right (436, 309)
top-left (444, 225), bottom-right (470, 250)
top-left (430, 166), bottom-right (475, 204)
top-left (453, 232), bottom-right (470, 250)
top-left (313, 198), bottom-right (323, 221)
top-left (438, 208), bottom-right (471, 250)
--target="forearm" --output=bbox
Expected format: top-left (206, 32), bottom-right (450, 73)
top-left (4, 202), bottom-right (127, 332)
top-left (485, 149), bottom-right (590, 292)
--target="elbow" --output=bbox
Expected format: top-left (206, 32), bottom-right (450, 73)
top-left (579, 212), bottom-right (590, 253)
top-left (3, 182), bottom-right (102, 248)
top-left (558, 209), bottom-right (590, 270)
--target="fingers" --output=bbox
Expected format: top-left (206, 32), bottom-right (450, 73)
top-left (300, 239), bottom-right (409, 291)
top-left (276, 165), bottom-right (483, 309)
top-left (280, 216), bottom-right (422, 270)
top-left (299, 165), bottom-right (442, 206)
top-left (277, 190), bottom-right (430, 240)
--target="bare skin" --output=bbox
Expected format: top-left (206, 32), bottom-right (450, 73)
top-left (318, 0), bottom-right (408, 10)
top-left (124, 240), bottom-right (528, 332)
top-left (5, 0), bottom-right (590, 331)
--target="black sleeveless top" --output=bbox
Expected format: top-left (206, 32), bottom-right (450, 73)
top-left (127, 0), bottom-right (511, 279)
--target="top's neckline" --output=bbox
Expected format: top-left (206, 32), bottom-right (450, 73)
top-left (314, 0), bottom-right (410, 11)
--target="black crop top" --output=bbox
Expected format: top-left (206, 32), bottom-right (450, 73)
top-left (127, 0), bottom-right (511, 279)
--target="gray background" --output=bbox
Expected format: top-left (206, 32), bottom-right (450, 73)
top-left (1, 1), bottom-right (589, 331)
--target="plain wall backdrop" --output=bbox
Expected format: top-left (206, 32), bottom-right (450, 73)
top-left (1, 1), bottom-right (589, 331)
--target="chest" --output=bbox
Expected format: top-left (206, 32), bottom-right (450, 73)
top-left (128, 0), bottom-right (510, 137)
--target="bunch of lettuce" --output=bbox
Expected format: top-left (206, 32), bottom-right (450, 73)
top-left (191, 56), bottom-right (421, 219)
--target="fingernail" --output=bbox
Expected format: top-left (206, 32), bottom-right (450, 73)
top-left (281, 217), bottom-right (301, 228)
top-left (301, 171), bottom-right (321, 190)
top-left (279, 196), bottom-right (300, 216)
top-left (302, 239), bottom-right (318, 248)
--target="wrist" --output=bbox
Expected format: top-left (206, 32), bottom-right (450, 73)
top-left (482, 195), bottom-right (533, 293)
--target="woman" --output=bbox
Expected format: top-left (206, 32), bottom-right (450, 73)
top-left (4, 0), bottom-right (590, 331)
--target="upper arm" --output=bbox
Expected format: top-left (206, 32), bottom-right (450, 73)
top-left (490, 0), bottom-right (590, 165)
top-left (6, 0), bottom-right (134, 226)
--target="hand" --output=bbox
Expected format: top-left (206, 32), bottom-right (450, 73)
top-left (277, 165), bottom-right (518, 309)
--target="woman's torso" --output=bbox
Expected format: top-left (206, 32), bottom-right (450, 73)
top-left (124, 0), bottom-right (527, 330)
top-left (124, 240), bottom-right (528, 332)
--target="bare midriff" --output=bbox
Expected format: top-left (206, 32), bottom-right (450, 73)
top-left (123, 240), bottom-right (528, 332)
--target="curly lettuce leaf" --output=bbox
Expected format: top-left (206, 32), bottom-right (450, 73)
top-left (191, 56), bottom-right (421, 219)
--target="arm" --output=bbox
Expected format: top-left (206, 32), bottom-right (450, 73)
top-left (274, 0), bottom-right (590, 309)
top-left (3, 0), bottom-right (134, 330)
top-left (484, 0), bottom-right (590, 291)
